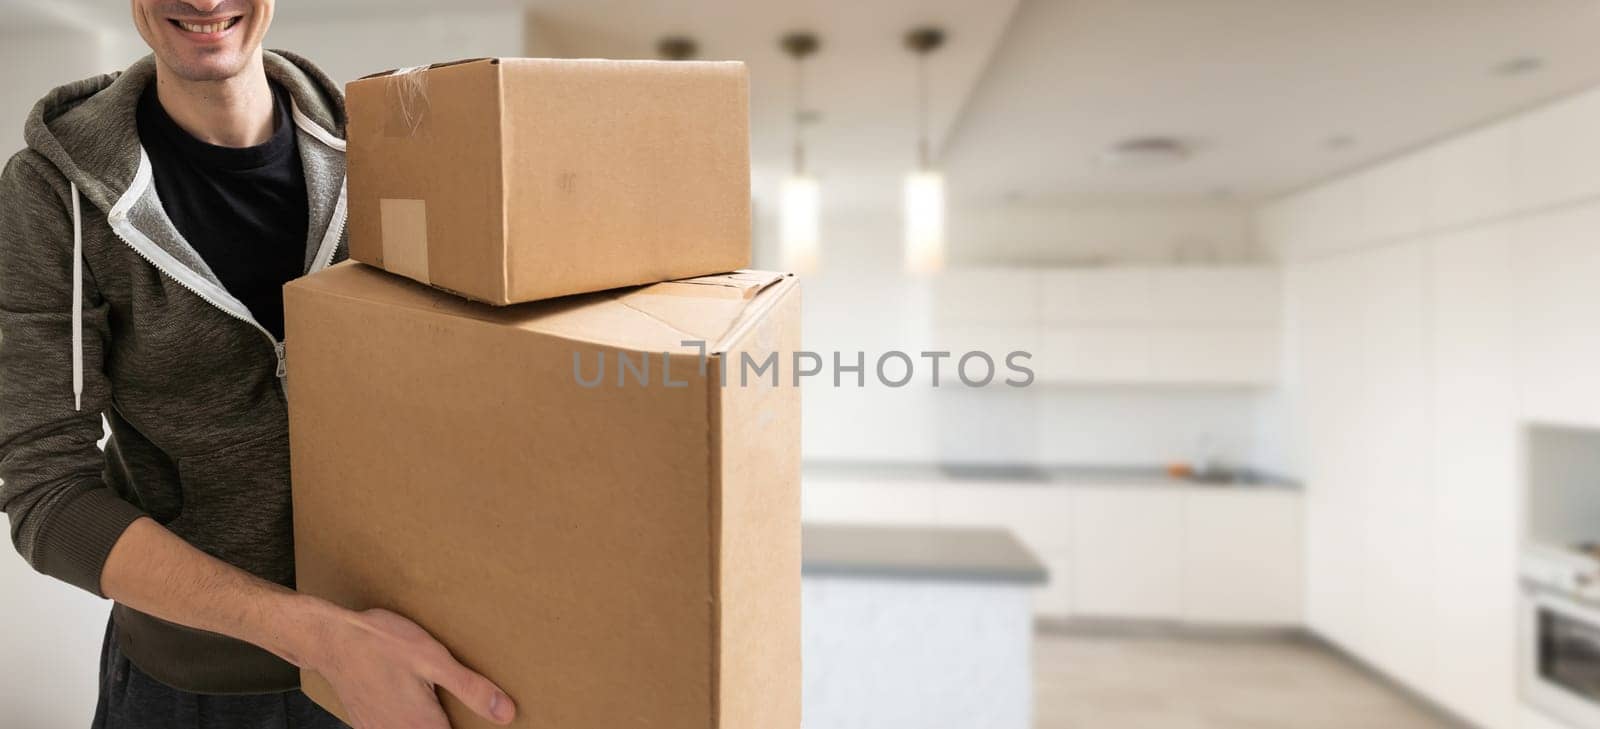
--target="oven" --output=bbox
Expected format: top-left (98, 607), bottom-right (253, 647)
top-left (1523, 586), bottom-right (1600, 728)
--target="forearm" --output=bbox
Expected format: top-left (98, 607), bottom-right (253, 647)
top-left (100, 516), bottom-right (342, 669)
top-left (98, 518), bottom-right (515, 727)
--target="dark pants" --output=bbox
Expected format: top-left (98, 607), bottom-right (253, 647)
top-left (91, 619), bottom-right (348, 729)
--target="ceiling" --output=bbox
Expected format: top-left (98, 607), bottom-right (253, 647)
top-left (526, 0), bottom-right (1600, 207)
top-left (944, 0), bottom-right (1600, 205)
top-left (7, 0), bottom-right (1600, 207)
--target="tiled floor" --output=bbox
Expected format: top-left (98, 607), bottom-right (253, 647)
top-left (1035, 630), bottom-right (1453, 729)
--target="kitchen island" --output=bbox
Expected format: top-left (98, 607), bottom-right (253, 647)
top-left (802, 524), bottom-right (1046, 729)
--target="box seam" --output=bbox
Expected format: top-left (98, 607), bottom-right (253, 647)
top-left (707, 353), bottom-right (723, 729)
top-left (494, 61), bottom-right (513, 304)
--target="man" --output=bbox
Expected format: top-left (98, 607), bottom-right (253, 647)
top-left (0, 2), bottom-right (516, 728)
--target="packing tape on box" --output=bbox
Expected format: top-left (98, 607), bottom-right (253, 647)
top-left (380, 198), bottom-right (430, 283)
top-left (386, 65), bottom-right (430, 138)
top-left (379, 67), bottom-right (430, 281)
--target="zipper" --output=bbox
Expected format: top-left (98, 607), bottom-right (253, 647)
top-left (107, 146), bottom-right (348, 382)
top-left (106, 201), bottom-right (286, 377)
top-left (308, 181), bottom-right (349, 275)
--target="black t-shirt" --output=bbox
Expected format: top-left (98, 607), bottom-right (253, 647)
top-left (136, 81), bottom-right (309, 340)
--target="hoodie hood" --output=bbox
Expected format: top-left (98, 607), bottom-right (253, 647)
top-left (25, 49), bottom-right (345, 216)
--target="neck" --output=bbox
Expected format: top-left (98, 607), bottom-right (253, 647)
top-left (153, 55), bottom-right (276, 148)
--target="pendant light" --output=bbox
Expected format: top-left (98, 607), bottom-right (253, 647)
top-left (903, 26), bottom-right (947, 275)
top-left (779, 31), bottom-right (821, 273)
top-left (656, 35), bottom-right (699, 61)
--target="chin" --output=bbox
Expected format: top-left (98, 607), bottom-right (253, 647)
top-left (162, 51), bottom-right (254, 83)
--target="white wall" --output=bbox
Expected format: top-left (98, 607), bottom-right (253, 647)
top-left (0, 29), bottom-right (112, 157)
top-left (1259, 81), bottom-right (1600, 729)
top-left (0, 549), bottom-right (107, 726)
top-left (777, 210), bottom-right (943, 462)
top-left (264, 10), bottom-right (526, 85)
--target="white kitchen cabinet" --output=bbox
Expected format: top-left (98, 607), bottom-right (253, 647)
top-left (1254, 201), bottom-right (1292, 258)
top-left (1146, 327), bottom-right (1279, 385)
top-left (1513, 202), bottom-right (1600, 429)
top-left (1427, 123), bottom-right (1514, 229)
top-left (932, 269), bottom-right (1040, 326)
top-left (1036, 325), bottom-right (1278, 387)
top-left (1429, 225), bottom-right (1519, 729)
top-left (1262, 85), bottom-right (1600, 727)
top-left (1146, 267), bottom-right (1280, 324)
top-left (935, 265), bottom-right (1285, 386)
top-left (933, 485), bottom-right (1074, 616)
top-left (1363, 154), bottom-right (1433, 243)
top-left (802, 481), bottom-right (940, 526)
top-left (1356, 241), bottom-right (1438, 695)
top-left (1038, 269), bottom-right (1150, 325)
top-left (1511, 84), bottom-right (1600, 212)
top-left (1181, 489), bottom-right (1303, 625)
top-left (1035, 328), bottom-right (1151, 383)
top-left (933, 324), bottom-right (1042, 381)
top-left (1295, 176), bottom-right (1369, 258)
top-left (1288, 230), bottom-right (1528, 726)
top-left (1295, 244), bottom-right (1438, 692)
top-left (1256, 194), bottom-right (1322, 260)
top-left (1069, 487), bottom-right (1185, 620)
top-left (1293, 255), bottom-right (1370, 654)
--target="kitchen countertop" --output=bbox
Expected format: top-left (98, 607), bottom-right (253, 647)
top-left (802, 461), bottom-right (1300, 490)
top-left (803, 524), bottom-right (1049, 584)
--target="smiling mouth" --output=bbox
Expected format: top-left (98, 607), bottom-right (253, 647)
top-left (169, 16), bottom-right (242, 34)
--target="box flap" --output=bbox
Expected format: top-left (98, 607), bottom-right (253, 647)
top-left (634, 271), bottom-right (786, 300)
top-left (614, 271), bottom-right (789, 352)
top-left (289, 263), bottom-right (794, 355)
top-left (354, 57), bottom-right (497, 81)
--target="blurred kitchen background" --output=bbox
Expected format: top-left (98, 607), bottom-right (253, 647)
top-left (6, 1), bottom-right (1600, 728)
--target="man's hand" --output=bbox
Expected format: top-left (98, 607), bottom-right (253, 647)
top-left (300, 607), bottom-right (517, 729)
top-left (102, 518), bottom-right (516, 728)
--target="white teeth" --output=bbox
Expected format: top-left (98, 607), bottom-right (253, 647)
top-left (178, 19), bottom-right (234, 34)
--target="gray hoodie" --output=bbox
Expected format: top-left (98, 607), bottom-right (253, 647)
top-left (0, 51), bottom-right (347, 694)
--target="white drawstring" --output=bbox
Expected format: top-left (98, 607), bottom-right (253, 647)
top-left (70, 182), bottom-right (83, 412)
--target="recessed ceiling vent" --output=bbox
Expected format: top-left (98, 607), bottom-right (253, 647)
top-left (1098, 136), bottom-right (1191, 168)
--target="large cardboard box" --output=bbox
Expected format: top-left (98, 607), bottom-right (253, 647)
top-left (345, 58), bottom-right (752, 305)
top-left (283, 262), bottom-right (800, 729)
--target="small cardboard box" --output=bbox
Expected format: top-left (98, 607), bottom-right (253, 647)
top-left (284, 262), bottom-right (800, 729)
top-left (345, 58), bottom-right (752, 305)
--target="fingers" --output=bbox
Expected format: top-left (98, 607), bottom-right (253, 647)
top-left (425, 654), bottom-right (517, 725)
top-left (406, 688), bottom-right (455, 729)
top-left (342, 678), bottom-right (454, 729)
